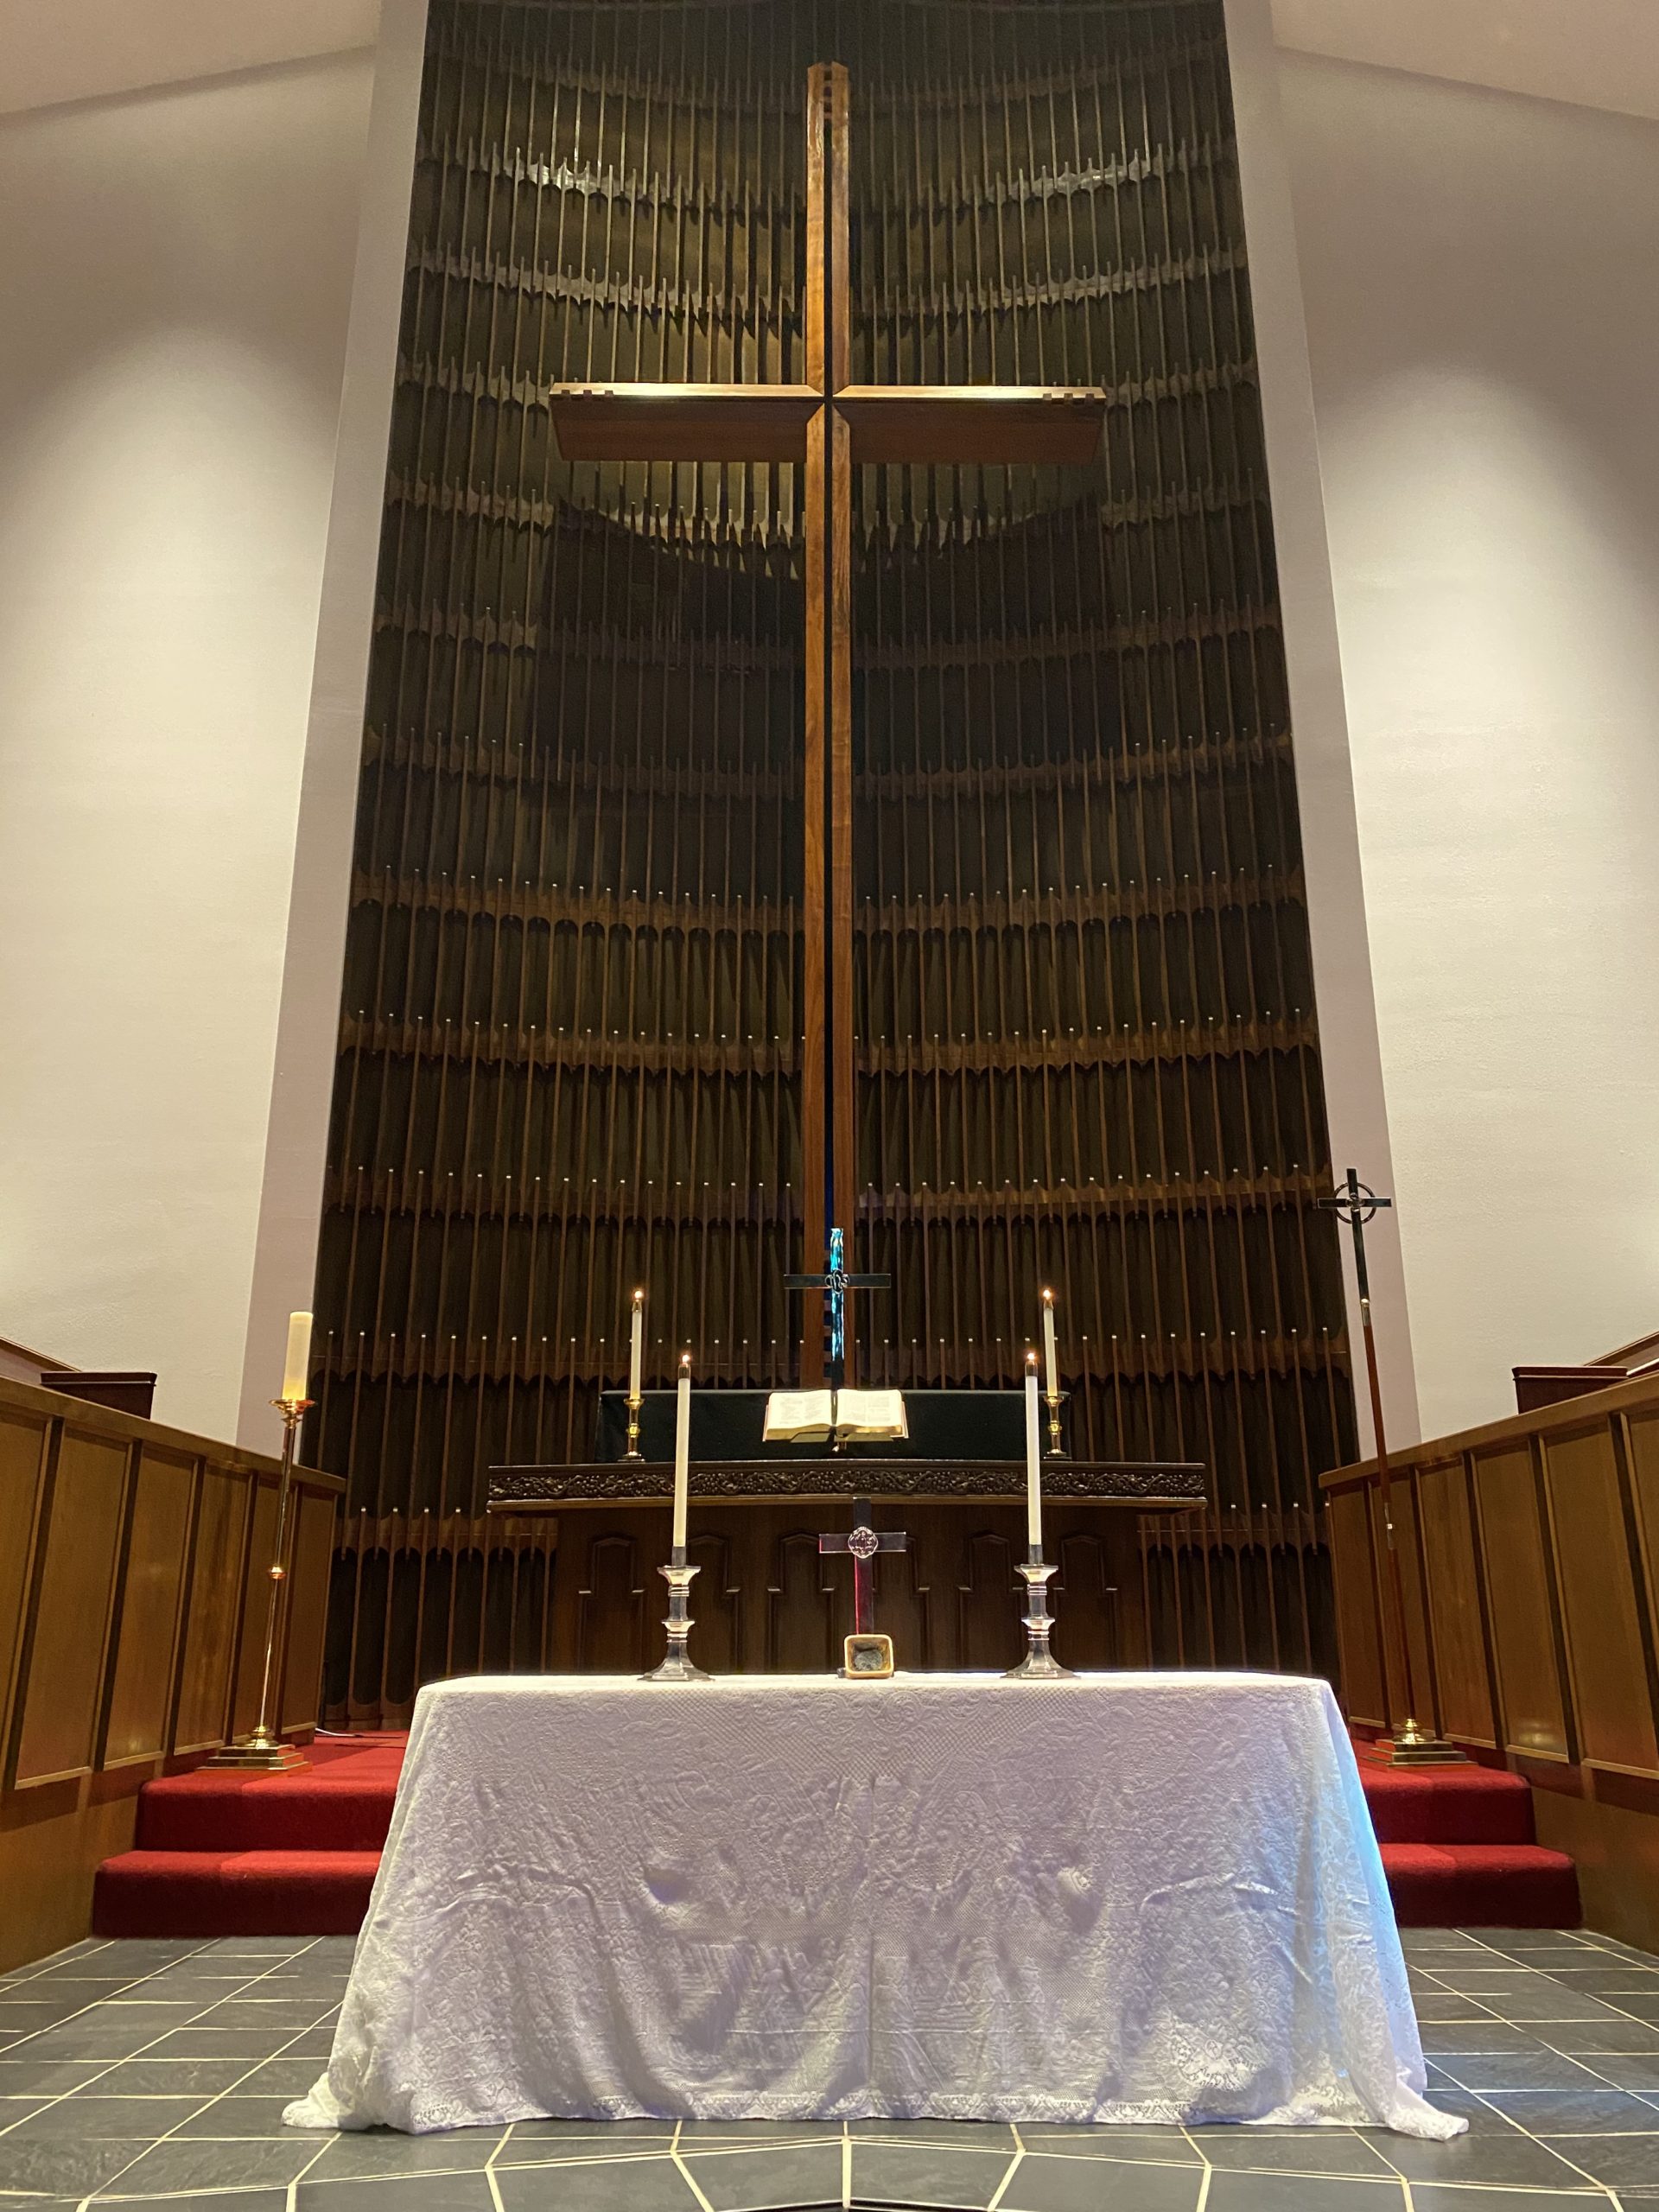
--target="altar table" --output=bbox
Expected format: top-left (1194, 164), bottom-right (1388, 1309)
top-left (286, 1673), bottom-right (1461, 2139)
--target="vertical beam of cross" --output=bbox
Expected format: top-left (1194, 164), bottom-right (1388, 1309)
top-left (546, 65), bottom-right (1105, 1389)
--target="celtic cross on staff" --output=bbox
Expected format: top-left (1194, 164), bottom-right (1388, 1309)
top-left (546, 64), bottom-right (1106, 1386)
top-left (818, 1495), bottom-right (908, 1639)
top-left (1319, 1167), bottom-right (1462, 1764)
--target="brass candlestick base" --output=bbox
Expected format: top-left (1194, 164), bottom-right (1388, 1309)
top-left (642, 1554), bottom-right (713, 1682)
top-left (1004, 1555), bottom-right (1077, 1680)
top-left (1360, 1716), bottom-right (1469, 1768)
top-left (205, 1395), bottom-right (313, 1772)
top-left (625, 1391), bottom-right (643, 1461)
top-left (1045, 1389), bottom-right (1067, 1459)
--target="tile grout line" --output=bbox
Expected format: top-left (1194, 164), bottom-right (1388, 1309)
top-left (71, 1940), bottom-right (348, 2202)
top-left (983, 2133), bottom-right (1023, 2212)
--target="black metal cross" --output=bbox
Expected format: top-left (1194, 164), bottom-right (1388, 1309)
top-left (817, 1496), bottom-right (908, 1637)
top-left (1318, 1166), bottom-right (1393, 1306)
top-left (785, 1226), bottom-right (890, 1389)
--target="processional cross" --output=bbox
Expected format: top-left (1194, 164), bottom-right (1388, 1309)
top-left (549, 66), bottom-right (1106, 1387)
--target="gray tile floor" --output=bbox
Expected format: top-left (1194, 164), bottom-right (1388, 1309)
top-left (0, 1928), bottom-right (1656, 2208)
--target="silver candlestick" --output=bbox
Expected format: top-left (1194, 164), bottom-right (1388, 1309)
top-left (642, 1548), bottom-right (713, 1682)
top-left (1003, 1551), bottom-right (1077, 1680)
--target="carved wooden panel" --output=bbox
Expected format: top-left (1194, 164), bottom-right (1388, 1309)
top-left (1471, 1445), bottom-right (1569, 1761)
top-left (12, 1429), bottom-right (128, 1788)
top-left (104, 1447), bottom-right (195, 1766)
top-left (1542, 1425), bottom-right (1659, 1777)
top-left (1416, 1456), bottom-right (1497, 1750)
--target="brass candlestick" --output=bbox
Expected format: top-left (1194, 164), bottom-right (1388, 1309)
top-left (642, 1547), bottom-right (713, 1683)
top-left (625, 1391), bottom-right (643, 1461)
top-left (205, 1396), bottom-right (311, 1770)
top-left (1045, 1387), bottom-right (1066, 1459)
top-left (1004, 1549), bottom-right (1077, 1680)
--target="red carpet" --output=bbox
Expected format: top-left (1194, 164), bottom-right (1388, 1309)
top-left (92, 1730), bottom-right (1580, 1938)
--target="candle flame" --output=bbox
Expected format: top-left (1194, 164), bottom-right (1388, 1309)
top-left (680, 1350), bottom-right (692, 1369)
top-left (632, 1287), bottom-right (645, 1304)
top-left (1026, 1348), bottom-right (1039, 1367)
top-left (1041, 1287), bottom-right (1054, 1304)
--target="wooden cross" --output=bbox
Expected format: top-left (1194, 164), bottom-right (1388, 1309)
top-left (548, 64), bottom-right (1106, 1385)
top-left (818, 1495), bottom-right (908, 1639)
top-left (785, 1226), bottom-right (889, 1391)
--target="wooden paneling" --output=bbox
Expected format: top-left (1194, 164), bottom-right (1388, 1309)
top-left (0, 1376), bottom-right (341, 1967)
top-left (12, 1430), bottom-right (128, 1788)
top-left (1327, 1482), bottom-right (1384, 1730)
top-left (174, 1468), bottom-right (251, 1754)
top-left (282, 1486), bottom-right (339, 1732)
top-left (312, 0), bottom-right (1357, 1702)
top-left (1472, 1444), bottom-right (1569, 1760)
top-left (1326, 1366), bottom-right (1659, 1943)
top-left (231, 1481), bottom-right (280, 1741)
top-left (0, 1411), bottom-right (46, 1739)
top-left (1543, 1425), bottom-right (1659, 1777)
top-left (104, 1448), bottom-right (195, 1765)
top-left (1416, 1456), bottom-right (1497, 1749)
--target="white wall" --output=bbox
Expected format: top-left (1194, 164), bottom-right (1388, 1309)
top-left (0, 54), bottom-right (375, 1434)
top-left (1277, 54), bottom-right (1659, 1435)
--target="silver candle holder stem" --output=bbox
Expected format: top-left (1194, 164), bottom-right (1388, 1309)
top-left (1004, 1550), bottom-right (1077, 1680)
top-left (643, 1548), bottom-right (712, 1682)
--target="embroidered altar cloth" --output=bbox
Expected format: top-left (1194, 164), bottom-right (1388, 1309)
top-left (287, 1671), bottom-right (1461, 2139)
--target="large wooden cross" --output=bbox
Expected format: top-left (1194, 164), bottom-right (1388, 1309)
top-left (548, 64), bottom-right (1105, 1386)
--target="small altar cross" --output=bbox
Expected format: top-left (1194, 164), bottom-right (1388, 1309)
top-left (818, 1496), bottom-right (908, 1638)
top-left (785, 1226), bottom-right (889, 1390)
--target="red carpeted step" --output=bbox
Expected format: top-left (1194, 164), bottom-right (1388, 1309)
top-left (94, 1850), bottom-right (381, 1940)
top-left (1359, 1763), bottom-right (1536, 1846)
top-left (1381, 1842), bottom-right (1581, 1929)
top-left (135, 1738), bottom-right (404, 1853)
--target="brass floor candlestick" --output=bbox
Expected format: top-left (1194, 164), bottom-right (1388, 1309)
top-left (1320, 1170), bottom-right (1465, 1768)
top-left (205, 1396), bottom-right (310, 1771)
top-left (643, 1548), bottom-right (712, 1682)
top-left (1004, 1552), bottom-right (1076, 1680)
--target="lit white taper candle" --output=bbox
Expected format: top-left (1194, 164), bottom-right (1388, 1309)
top-left (1024, 1350), bottom-right (1042, 1550)
top-left (281, 1312), bottom-right (313, 1406)
top-left (672, 1351), bottom-right (692, 1552)
top-left (628, 1288), bottom-right (645, 1401)
top-left (1040, 1287), bottom-right (1058, 1403)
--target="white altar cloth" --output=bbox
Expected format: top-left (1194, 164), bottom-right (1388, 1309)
top-left (286, 1672), bottom-right (1460, 2139)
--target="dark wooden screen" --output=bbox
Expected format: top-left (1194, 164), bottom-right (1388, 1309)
top-left (314, 0), bottom-right (1356, 1715)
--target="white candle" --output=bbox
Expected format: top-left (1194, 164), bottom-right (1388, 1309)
top-left (672, 1351), bottom-right (692, 1552)
top-left (1041, 1287), bottom-right (1058, 1403)
top-left (1024, 1352), bottom-right (1042, 1549)
top-left (629, 1289), bottom-right (644, 1401)
top-left (281, 1312), bottom-right (313, 1405)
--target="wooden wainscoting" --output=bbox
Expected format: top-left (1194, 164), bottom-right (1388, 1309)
top-left (0, 1377), bottom-right (342, 1968)
top-left (1324, 1372), bottom-right (1659, 1948)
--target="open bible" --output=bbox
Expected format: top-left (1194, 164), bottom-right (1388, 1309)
top-left (763, 1388), bottom-right (908, 1446)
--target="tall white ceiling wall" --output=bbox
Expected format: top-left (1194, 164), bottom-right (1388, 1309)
top-left (1274, 51), bottom-right (1659, 1435)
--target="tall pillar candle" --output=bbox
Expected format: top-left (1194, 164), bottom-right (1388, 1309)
top-left (1024, 1352), bottom-right (1042, 1549)
top-left (1040, 1287), bottom-right (1058, 1402)
top-left (672, 1352), bottom-right (692, 1552)
top-left (281, 1313), bottom-right (313, 1405)
top-left (629, 1290), bottom-right (644, 1401)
